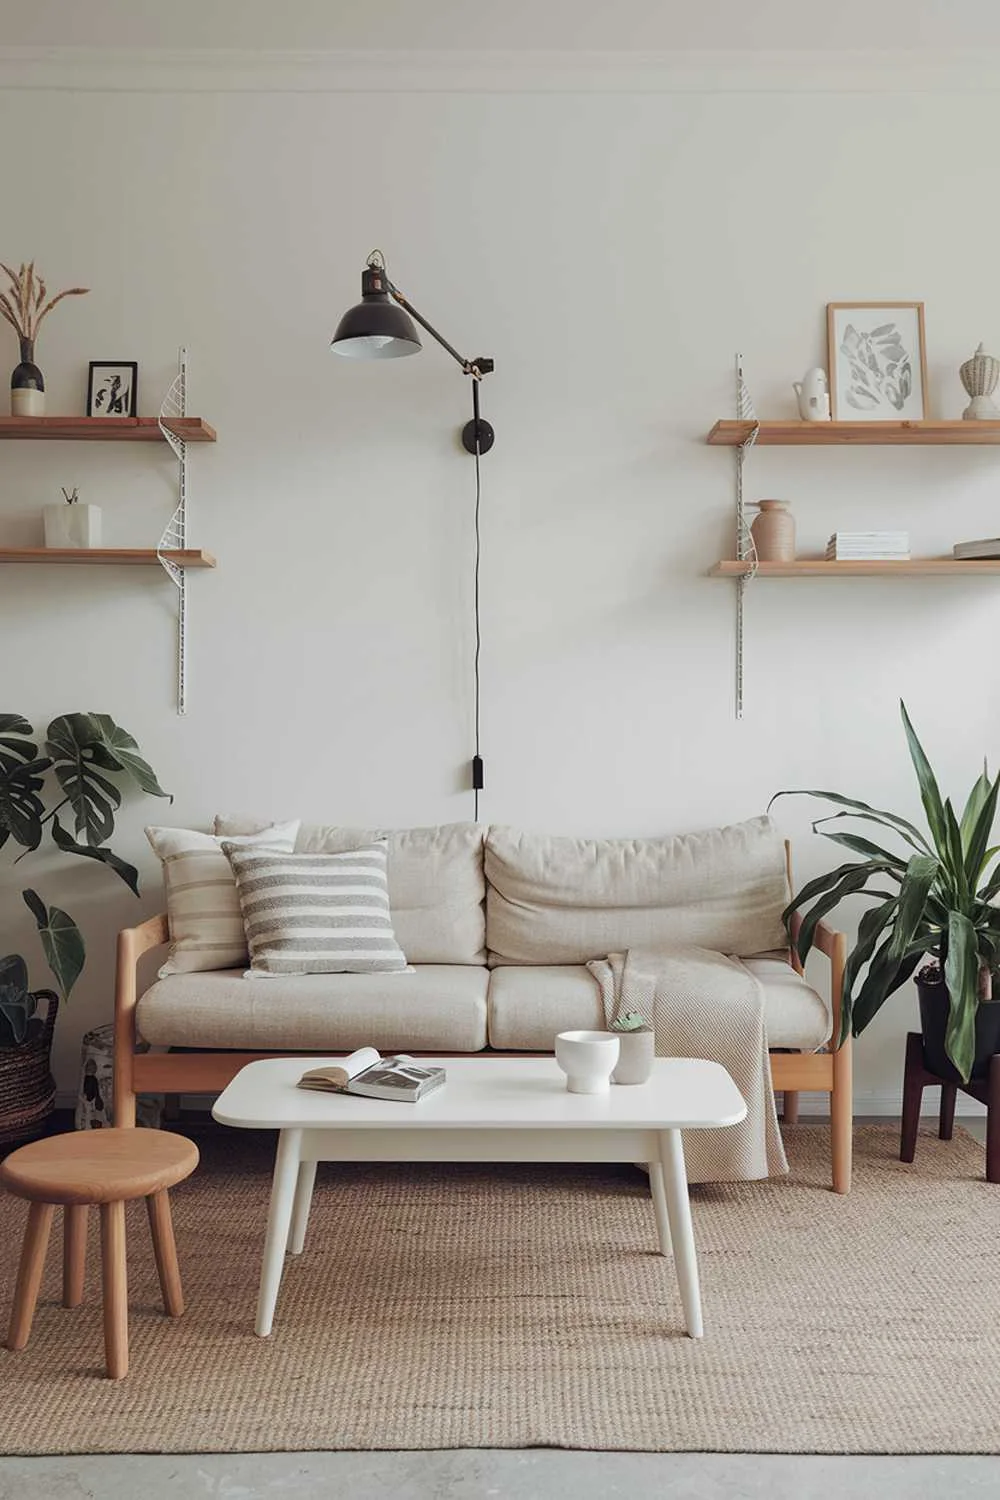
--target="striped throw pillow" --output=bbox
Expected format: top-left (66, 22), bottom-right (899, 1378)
top-left (146, 822), bottom-right (300, 977)
top-left (222, 841), bottom-right (408, 975)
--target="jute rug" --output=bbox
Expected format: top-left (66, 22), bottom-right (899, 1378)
top-left (1, 1123), bottom-right (998, 1455)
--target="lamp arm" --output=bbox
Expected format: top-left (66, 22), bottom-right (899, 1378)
top-left (384, 278), bottom-right (492, 380)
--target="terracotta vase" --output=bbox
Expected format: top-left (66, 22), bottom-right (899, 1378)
top-left (751, 500), bottom-right (795, 562)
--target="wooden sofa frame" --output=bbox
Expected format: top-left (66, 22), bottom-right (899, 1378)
top-left (113, 899), bottom-right (853, 1195)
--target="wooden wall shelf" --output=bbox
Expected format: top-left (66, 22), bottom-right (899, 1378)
top-left (710, 559), bottom-right (1000, 578)
top-left (707, 420), bottom-right (1000, 447)
top-left (0, 548), bottom-right (216, 568)
top-left (0, 416), bottom-right (216, 443)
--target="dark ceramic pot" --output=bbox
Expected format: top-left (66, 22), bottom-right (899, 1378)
top-left (917, 975), bottom-right (1000, 1083)
top-left (10, 334), bottom-right (44, 415)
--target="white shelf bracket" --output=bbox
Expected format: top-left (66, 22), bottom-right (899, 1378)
top-left (734, 354), bottom-right (760, 720)
top-left (157, 348), bottom-right (190, 715)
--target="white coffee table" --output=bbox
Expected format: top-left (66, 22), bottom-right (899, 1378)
top-left (213, 1055), bottom-right (746, 1340)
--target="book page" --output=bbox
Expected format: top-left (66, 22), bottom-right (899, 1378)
top-left (300, 1046), bottom-right (381, 1089)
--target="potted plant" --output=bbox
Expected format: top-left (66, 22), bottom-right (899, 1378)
top-left (610, 1010), bottom-right (655, 1085)
top-left (0, 711), bottom-right (168, 1143)
top-left (774, 701), bottom-right (1000, 1085)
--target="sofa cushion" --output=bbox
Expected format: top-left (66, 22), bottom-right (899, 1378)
top-left (486, 959), bottom-right (830, 1052)
top-left (223, 842), bottom-right (408, 975)
top-left (485, 817), bottom-right (788, 965)
top-left (146, 821), bottom-right (300, 977)
top-left (137, 966), bottom-right (488, 1052)
top-left (215, 817), bottom-right (485, 965)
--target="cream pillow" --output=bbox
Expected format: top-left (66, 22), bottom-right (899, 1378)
top-left (146, 821), bottom-right (300, 977)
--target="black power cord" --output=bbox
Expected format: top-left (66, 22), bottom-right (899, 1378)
top-left (472, 435), bottom-right (484, 821)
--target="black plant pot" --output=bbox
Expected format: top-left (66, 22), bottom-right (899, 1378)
top-left (917, 974), bottom-right (1000, 1082)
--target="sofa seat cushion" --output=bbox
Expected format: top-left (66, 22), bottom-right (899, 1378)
top-left (137, 966), bottom-right (488, 1052)
top-left (486, 959), bottom-right (831, 1052)
top-left (485, 817), bottom-right (788, 966)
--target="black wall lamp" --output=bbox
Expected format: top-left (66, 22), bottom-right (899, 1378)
top-left (330, 250), bottom-right (495, 811)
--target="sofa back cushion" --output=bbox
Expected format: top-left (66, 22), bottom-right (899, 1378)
top-left (484, 816), bottom-right (788, 965)
top-left (214, 817), bottom-right (486, 964)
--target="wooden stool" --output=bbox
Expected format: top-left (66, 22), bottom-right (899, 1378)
top-left (900, 1031), bottom-right (1000, 1183)
top-left (1, 1128), bottom-right (199, 1378)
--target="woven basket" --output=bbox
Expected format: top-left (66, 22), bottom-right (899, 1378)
top-left (0, 990), bottom-right (58, 1147)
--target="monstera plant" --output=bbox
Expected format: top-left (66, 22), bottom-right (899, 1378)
top-left (0, 711), bottom-right (169, 1048)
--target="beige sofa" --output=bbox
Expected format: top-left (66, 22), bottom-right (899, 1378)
top-left (114, 815), bottom-right (852, 1190)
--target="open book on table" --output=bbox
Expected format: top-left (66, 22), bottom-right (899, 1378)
top-left (298, 1047), bottom-right (446, 1103)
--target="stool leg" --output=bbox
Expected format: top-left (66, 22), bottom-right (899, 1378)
top-left (100, 1201), bottom-right (128, 1380)
top-left (7, 1202), bottom-right (54, 1351)
top-left (900, 1032), bottom-right (924, 1164)
top-left (63, 1204), bottom-right (88, 1309)
top-left (146, 1190), bottom-right (184, 1317)
top-left (939, 1082), bottom-right (958, 1141)
top-left (987, 1055), bottom-right (1000, 1185)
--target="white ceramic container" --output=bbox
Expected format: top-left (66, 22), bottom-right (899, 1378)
top-left (554, 1030), bottom-right (621, 1094)
top-left (43, 503), bottom-right (102, 549)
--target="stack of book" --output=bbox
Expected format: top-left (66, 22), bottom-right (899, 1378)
top-left (953, 537), bottom-right (1000, 560)
top-left (826, 531), bottom-right (910, 561)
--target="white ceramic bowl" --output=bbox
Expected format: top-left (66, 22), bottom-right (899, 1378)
top-left (554, 1030), bottom-right (621, 1094)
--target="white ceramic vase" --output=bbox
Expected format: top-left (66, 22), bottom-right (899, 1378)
top-left (43, 503), bottom-right (102, 549)
top-left (611, 1027), bottom-right (655, 1085)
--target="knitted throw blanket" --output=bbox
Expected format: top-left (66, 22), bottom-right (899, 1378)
top-left (587, 945), bottom-right (788, 1183)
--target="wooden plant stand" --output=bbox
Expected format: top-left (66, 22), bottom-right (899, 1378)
top-left (900, 1031), bottom-right (1000, 1183)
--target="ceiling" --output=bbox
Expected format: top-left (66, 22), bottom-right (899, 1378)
top-left (1, 0), bottom-right (998, 53)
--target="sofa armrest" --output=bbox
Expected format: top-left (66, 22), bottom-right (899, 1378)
top-left (788, 910), bottom-right (848, 1049)
top-left (114, 913), bottom-right (169, 1126)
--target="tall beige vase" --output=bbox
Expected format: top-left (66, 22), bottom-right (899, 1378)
top-left (750, 500), bottom-right (795, 562)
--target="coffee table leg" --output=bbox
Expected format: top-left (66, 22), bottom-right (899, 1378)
top-left (288, 1160), bottom-right (317, 1256)
top-left (648, 1157), bottom-right (673, 1257)
top-left (256, 1128), bottom-right (302, 1337)
top-left (660, 1129), bottom-right (704, 1339)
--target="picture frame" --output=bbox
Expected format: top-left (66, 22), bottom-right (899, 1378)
top-left (86, 361), bottom-right (138, 419)
top-left (827, 303), bottom-right (927, 422)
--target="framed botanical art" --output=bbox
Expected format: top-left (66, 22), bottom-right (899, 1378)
top-left (87, 361), bottom-right (138, 418)
top-left (827, 303), bottom-right (927, 421)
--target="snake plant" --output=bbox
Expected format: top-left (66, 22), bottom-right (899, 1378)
top-left (773, 701), bottom-right (1000, 1083)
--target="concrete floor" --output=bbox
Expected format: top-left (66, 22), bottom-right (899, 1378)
top-left (1, 1452), bottom-right (999, 1499)
top-left (1, 1119), bottom-right (991, 1498)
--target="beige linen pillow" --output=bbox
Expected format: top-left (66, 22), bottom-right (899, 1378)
top-left (145, 821), bottom-right (300, 977)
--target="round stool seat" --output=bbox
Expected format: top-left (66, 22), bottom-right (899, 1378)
top-left (0, 1128), bottom-right (199, 1205)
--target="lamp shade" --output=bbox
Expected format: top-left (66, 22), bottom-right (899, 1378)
top-left (330, 263), bottom-right (422, 359)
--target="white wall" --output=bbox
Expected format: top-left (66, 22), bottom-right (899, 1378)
top-left (2, 41), bottom-right (999, 1111)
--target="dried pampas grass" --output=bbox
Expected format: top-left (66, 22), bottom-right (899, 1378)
top-left (0, 261), bottom-right (88, 344)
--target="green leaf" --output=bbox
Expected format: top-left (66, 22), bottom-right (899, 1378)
top-left (888, 855), bottom-right (939, 961)
top-left (770, 789), bottom-right (931, 855)
top-left (50, 815), bottom-right (140, 895)
top-left (87, 713), bottom-right (170, 801)
top-left (783, 859), bottom-right (893, 929)
top-left (839, 899), bottom-right (899, 1045)
top-left (851, 936), bottom-right (922, 1035)
top-left (943, 910), bottom-right (979, 1083)
top-left (900, 701), bottom-right (950, 858)
top-left (960, 768), bottom-right (993, 852)
top-left (795, 864), bottom-right (895, 967)
top-left (942, 798), bottom-right (970, 905)
top-left (815, 822), bottom-right (917, 870)
top-left (45, 713), bottom-right (122, 846)
top-left (0, 755), bottom-right (48, 853)
top-left (21, 889), bottom-right (84, 1003)
top-left (0, 953), bottom-right (34, 1046)
top-left (964, 776), bottom-right (1000, 889)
